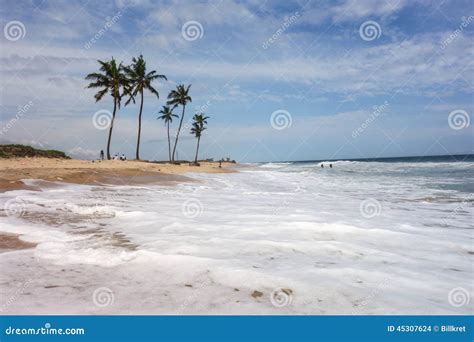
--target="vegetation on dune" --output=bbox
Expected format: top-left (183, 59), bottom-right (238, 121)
top-left (0, 144), bottom-right (70, 159)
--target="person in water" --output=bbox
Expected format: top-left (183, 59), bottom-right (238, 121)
top-left (321, 164), bottom-right (324, 168)
top-left (329, 164), bottom-right (333, 168)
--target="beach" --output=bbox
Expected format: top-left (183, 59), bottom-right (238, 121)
top-left (0, 156), bottom-right (472, 315)
top-left (0, 158), bottom-right (234, 191)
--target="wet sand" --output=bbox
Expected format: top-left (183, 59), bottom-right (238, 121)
top-left (0, 233), bottom-right (37, 253)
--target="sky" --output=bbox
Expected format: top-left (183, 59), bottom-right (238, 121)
top-left (0, 0), bottom-right (473, 162)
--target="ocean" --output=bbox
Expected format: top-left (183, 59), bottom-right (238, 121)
top-left (0, 154), bottom-right (472, 314)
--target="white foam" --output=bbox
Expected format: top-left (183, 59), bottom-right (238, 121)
top-left (0, 161), bottom-right (472, 314)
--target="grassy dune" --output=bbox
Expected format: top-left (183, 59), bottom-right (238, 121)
top-left (0, 144), bottom-right (70, 159)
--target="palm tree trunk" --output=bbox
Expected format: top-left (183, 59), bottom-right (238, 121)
top-left (135, 91), bottom-right (144, 160)
top-left (167, 122), bottom-right (171, 162)
top-left (171, 104), bottom-right (186, 162)
top-left (106, 99), bottom-right (117, 160)
top-left (194, 136), bottom-right (201, 163)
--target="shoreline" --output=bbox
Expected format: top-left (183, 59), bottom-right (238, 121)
top-left (0, 158), bottom-right (236, 191)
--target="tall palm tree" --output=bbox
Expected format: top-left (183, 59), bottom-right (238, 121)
top-left (167, 84), bottom-right (192, 162)
top-left (124, 55), bottom-right (167, 160)
top-left (85, 58), bottom-right (129, 160)
top-left (157, 105), bottom-right (178, 162)
top-left (190, 113), bottom-right (209, 164)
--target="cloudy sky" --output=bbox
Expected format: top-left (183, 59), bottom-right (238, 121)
top-left (0, 0), bottom-right (473, 161)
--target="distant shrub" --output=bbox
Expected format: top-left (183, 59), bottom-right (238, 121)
top-left (0, 144), bottom-right (70, 159)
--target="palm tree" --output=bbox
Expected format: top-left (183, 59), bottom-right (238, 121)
top-left (157, 105), bottom-right (178, 162)
top-left (190, 113), bottom-right (209, 165)
top-left (167, 84), bottom-right (192, 162)
top-left (86, 58), bottom-right (129, 160)
top-left (124, 55), bottom-right (167, 160)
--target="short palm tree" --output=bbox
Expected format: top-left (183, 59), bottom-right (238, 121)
top-left (157, 105), bottom-right (178, 162)
top-left (85, 58), bottom-right (129, 160)
top-left (124, 55), bottom-right (167, 160)
top-left (167, 84), bottom-right (192, 162)
top-left (190, 113), bottom-right (209, 164)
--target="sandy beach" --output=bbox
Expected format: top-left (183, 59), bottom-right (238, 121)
top-left (0, 158), bottom-right (235, 192)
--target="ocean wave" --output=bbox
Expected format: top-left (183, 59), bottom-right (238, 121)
top-left (259, 162), bottom-right (292, 169)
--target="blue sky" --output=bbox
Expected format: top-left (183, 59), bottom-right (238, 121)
top-left (0, 0), bottom-right (473, 162)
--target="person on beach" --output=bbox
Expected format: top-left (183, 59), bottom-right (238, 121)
top-left (121, 154), bottom-right (126, 161)
top-left (100, 150), bottom-right (104, 161)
